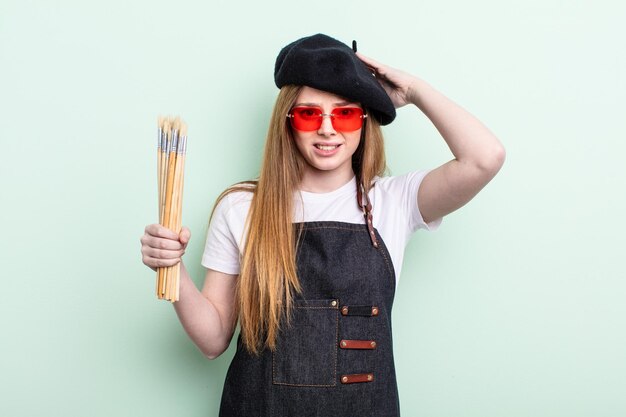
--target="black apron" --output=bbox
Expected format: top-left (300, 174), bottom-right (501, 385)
top-left (219, 193), bottom-right (400, 416)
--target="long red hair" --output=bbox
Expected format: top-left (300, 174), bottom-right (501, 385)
top-left (214, 85), bottom-right (387, 354)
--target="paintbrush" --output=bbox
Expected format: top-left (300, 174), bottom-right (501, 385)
top-left (155, 116), bottom-right (187, 302)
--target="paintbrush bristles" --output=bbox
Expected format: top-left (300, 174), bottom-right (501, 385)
top-left (155, 115), bottom-right (188, 302)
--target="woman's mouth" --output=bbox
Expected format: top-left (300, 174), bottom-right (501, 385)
top-left (315, 144), bottom-right (341, 151)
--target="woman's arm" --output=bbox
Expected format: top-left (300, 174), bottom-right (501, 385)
top-left (141, 224), bottom-right (237, 359)
top-left (174, 264), bottom-right (237, 359)
top-left (357, 53), bottom-right (506, 223)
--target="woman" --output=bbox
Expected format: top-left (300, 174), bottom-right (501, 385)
top-left (141, 34), bottom-right (505, 416)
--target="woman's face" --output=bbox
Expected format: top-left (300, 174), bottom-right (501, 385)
top-left (290, 86), bottom-right (363, 184)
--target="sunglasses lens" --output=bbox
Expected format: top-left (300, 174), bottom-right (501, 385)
top-left (290, 107), bottom-right (323, 131)
top-left (331, 107), bottom-right (364, 132)
top-left (289, 107), bottom-right (364, 132)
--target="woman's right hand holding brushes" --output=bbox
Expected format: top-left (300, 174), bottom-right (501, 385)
top-left (140, 224), bottom-right (190, 271)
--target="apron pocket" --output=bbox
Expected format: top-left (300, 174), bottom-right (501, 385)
top-left (272, 299), bottom-right (339, 387)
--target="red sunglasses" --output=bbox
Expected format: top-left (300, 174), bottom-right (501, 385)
top-left (287, 106), bottom-right (367, 132)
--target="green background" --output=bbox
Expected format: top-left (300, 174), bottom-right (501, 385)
top-left (2, 0), bottom-right (625, 415)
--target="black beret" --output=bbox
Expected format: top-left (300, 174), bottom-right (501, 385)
top-left (274, 34), bottom-right (396, 125)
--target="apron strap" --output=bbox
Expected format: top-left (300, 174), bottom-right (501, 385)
top-left (356, 181), bottom-right (379, 249)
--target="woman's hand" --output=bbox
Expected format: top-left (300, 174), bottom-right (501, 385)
top-left (356, 52), bottom-right (419, 109)
top-left (140, 224), bottom-right (191, 271)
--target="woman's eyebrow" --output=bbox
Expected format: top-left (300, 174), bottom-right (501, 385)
top-left (293, 101), bottom-right (358, 107)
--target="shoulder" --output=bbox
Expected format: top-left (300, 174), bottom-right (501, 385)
top-left (203, 185), bottom-right (254, 274)
top-left (214, 183), bottom-right (255, 210)
top-left (370, 169), bottom-right (441, 232)
top-left (211, 184), bottom-right (255, 227)
top-left (369, 170), bottom-right (430, 212)
top-left (372, 170), bottom-right (430, 195)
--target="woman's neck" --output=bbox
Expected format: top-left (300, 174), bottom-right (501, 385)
top-left (299, 167), bottom-right (355, 193)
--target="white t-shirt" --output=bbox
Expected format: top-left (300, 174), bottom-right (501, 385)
top-left (201, 170), bottom-right (441, 283)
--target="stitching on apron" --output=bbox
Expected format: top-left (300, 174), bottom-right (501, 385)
top-left (373, 231), bottom-right (395, 285)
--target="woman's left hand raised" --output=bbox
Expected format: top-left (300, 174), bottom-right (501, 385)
top-left (356, 52), bottom-right (419, 109)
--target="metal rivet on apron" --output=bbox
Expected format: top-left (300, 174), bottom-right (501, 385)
top-left (331, 300), bottom-right (337, 307)
top-left (367, 374), bottom-right (373, 381)
top-left (342, 376), bottom-right (348, 383)
top-left (341, 341), bottom-right (347, 347)
top-left (372, 307), bottom-right (379, 316)
top-left (341, 306), bottom-right (349, 315)
top-left (370, 341), bottom-right (376, 348)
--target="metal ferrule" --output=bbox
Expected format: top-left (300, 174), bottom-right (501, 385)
top-left (179, 135), bottom-right (187, 154)
top-left (176, 136), bottom-right (184, 155)
top-left (157, 127), bottom-right (162, 150)
top-left (161, 129), bottom-right (168, 152)
top-left (171, 129), bottom-right (179, 153)
top-left (164, 130), bottom-right (171, 153)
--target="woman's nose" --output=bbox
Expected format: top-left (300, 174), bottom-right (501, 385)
top-left (317, 114), bottom-right (336, 136)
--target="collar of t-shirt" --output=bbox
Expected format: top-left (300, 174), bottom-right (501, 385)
top-left (294, 176), bottom-right (364, 224)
